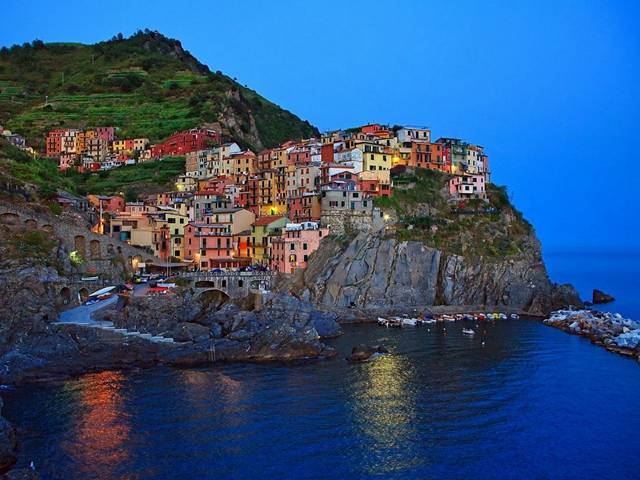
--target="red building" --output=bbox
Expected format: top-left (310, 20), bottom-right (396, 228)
top-left (151, 128), bottom-right (221, 157)
top-left (361, 124), bottom-right (383, 134)
top-left (287, 193), bottom-right (321, 222)
top-left (321, 143), bottom-right (334, 164)
top-left (45, 130), bottom-right (65, 157)
top-left (237, 178), bottom-right (260, 216)
top-left (357, 176), bottom-right (383, 198)
top-left (428, 142), bottom-right (451, 173)
top-left (288, 148), bottom-right (312, 166)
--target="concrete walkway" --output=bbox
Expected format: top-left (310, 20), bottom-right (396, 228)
top-left (55, 293), bottom-right (176, 344)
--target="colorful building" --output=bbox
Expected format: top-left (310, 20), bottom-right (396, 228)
top-left (269, 222), bottom-right (329, 274)
top-left (249, 215), bottom-right (289, 265)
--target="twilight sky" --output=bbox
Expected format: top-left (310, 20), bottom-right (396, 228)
top-left (2, 0), bottom-right (639, 250)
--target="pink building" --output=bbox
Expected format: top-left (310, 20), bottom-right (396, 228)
top-left (95, 127), bottom-right (116, 141)
top-left (449, 173), bottom-right (487, 200)
top-left (184, 222), bottom-right (251, 270)
top-left (269, 223), bottom-right (329, 274)
top-left (58, 153), bottom-right (76, 171)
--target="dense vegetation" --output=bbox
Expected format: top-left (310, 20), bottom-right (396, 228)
top-left (0, 30), bottom-right (318, 151)
top-left (67, 156), bottom-right (186, 197)
top-left (0, 138), bottom-right (184, 200)
top-left (375, 169), bottom-right (533, 259)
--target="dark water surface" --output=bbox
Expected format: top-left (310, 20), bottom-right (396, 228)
top-left (5, 319), bottom-right (640, 479)
top-left (544, 247), bottom-right (640, 319)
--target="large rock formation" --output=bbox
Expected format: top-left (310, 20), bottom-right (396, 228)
top-left (302, 232), bottom-right (581, 315)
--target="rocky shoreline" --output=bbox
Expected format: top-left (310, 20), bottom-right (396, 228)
top-left (544, 309), bottom-right (640, 359)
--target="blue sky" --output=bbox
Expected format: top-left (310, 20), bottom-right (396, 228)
top-left (2, 0), bottom-right (639, 250)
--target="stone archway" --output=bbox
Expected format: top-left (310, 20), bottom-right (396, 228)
top-left (89, 239), bottom-right (101, 259)
top-left (107, 244), bottom-right (115, 255)
top-left (59, 287), bottom-right (72, 306)
top-left (78, 288), bottom-right (89, 303)
top-left (0, 212), bottom-right (20, 227)
top-left (24, 219), bottom-right (37, 230)
top-left (197, 289), bottom-right (230, 311)
top-left (74, 235), bottom-right (86, 258)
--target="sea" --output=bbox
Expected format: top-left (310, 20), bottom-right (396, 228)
top-left (3, 249), bottom-right (639, 479)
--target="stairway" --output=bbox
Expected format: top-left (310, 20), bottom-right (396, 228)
top-left (88, 321), bottom-right (178, 344)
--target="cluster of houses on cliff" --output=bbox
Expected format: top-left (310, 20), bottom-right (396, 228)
top-left (46, 126), bottom-right (220, 172)
top-left (0, 121), bottom-right (492, 274)
top-left (65, 123), bottom-right (491, 274)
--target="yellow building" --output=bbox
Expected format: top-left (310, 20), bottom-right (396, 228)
top-left (355, 140), bottom-right (392, 185)
top-left (249, 215), bottom-right (289, 264)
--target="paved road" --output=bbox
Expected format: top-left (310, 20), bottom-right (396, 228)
top-left (58, 295), bottom-right (118, 325)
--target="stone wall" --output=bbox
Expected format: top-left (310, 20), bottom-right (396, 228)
top-left (0, 201), bottom-right (159, 278)
top-left (320, 208), bottom-right (385, 236)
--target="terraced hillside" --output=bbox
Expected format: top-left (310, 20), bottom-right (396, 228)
top-left (0, 31), bottom-right (318, 151)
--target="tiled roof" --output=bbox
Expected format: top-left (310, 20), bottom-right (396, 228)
top-left (254, 215), bottom-right (285, 226)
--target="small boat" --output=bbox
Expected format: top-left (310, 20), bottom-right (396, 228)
top-left (477, 313), bottom-right (486, 321)
top-left (402, 318), bottom-right (418, 326)
top-left (499, 313), bottom-right (507, 320)
top-left (388, 317), bottom-right (403, 328)
top-left (462, 328), bottom-right (475, 335)
top-left (510, 313), bottom-right (520, 320)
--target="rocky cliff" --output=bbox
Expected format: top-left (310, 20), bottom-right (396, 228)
top-left (302, 231), bottom-right (580, 316)
top-left (300, 170), bottom-right (582, 316)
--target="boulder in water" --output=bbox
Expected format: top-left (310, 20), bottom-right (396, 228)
top-left (346, 345), bottom-right (389, 362)
top-left (593, 289), bottom-right (615, 304)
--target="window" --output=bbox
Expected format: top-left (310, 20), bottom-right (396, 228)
top-left (174, 250), bottom-right (180, 257)
top-left (290, 243), bottom-right (295, 251)
top-left (303, 243), bottom-right (308, 250)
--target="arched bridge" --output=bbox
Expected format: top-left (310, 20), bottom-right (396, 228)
top-left (181, 271), bottom-right (275, 300)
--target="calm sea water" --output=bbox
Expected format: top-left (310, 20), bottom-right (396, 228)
top-left (5, 316), bottom-right (640, 479)
top-left (544, 247), bottom-right (640, 319)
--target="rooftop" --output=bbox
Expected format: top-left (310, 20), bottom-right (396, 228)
top-left (254, 215), bottom-right (286, 226)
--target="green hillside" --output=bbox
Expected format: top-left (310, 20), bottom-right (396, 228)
top-left (0, 138), bottom-right (184, 200)
top-left (375, 169), bottom-right (534, 258)
top-left (0, 30), bottom-right (318, 151)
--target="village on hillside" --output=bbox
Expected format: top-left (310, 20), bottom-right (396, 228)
top-left (1, 123), bottom-right (490, 274)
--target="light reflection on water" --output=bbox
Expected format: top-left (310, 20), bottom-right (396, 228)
top-left (4, 320), bottom-right (640, 479)
top-left (63, 371), bottom-right (130, 479)
top-left (351, 354), bottom-right (421, 476)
